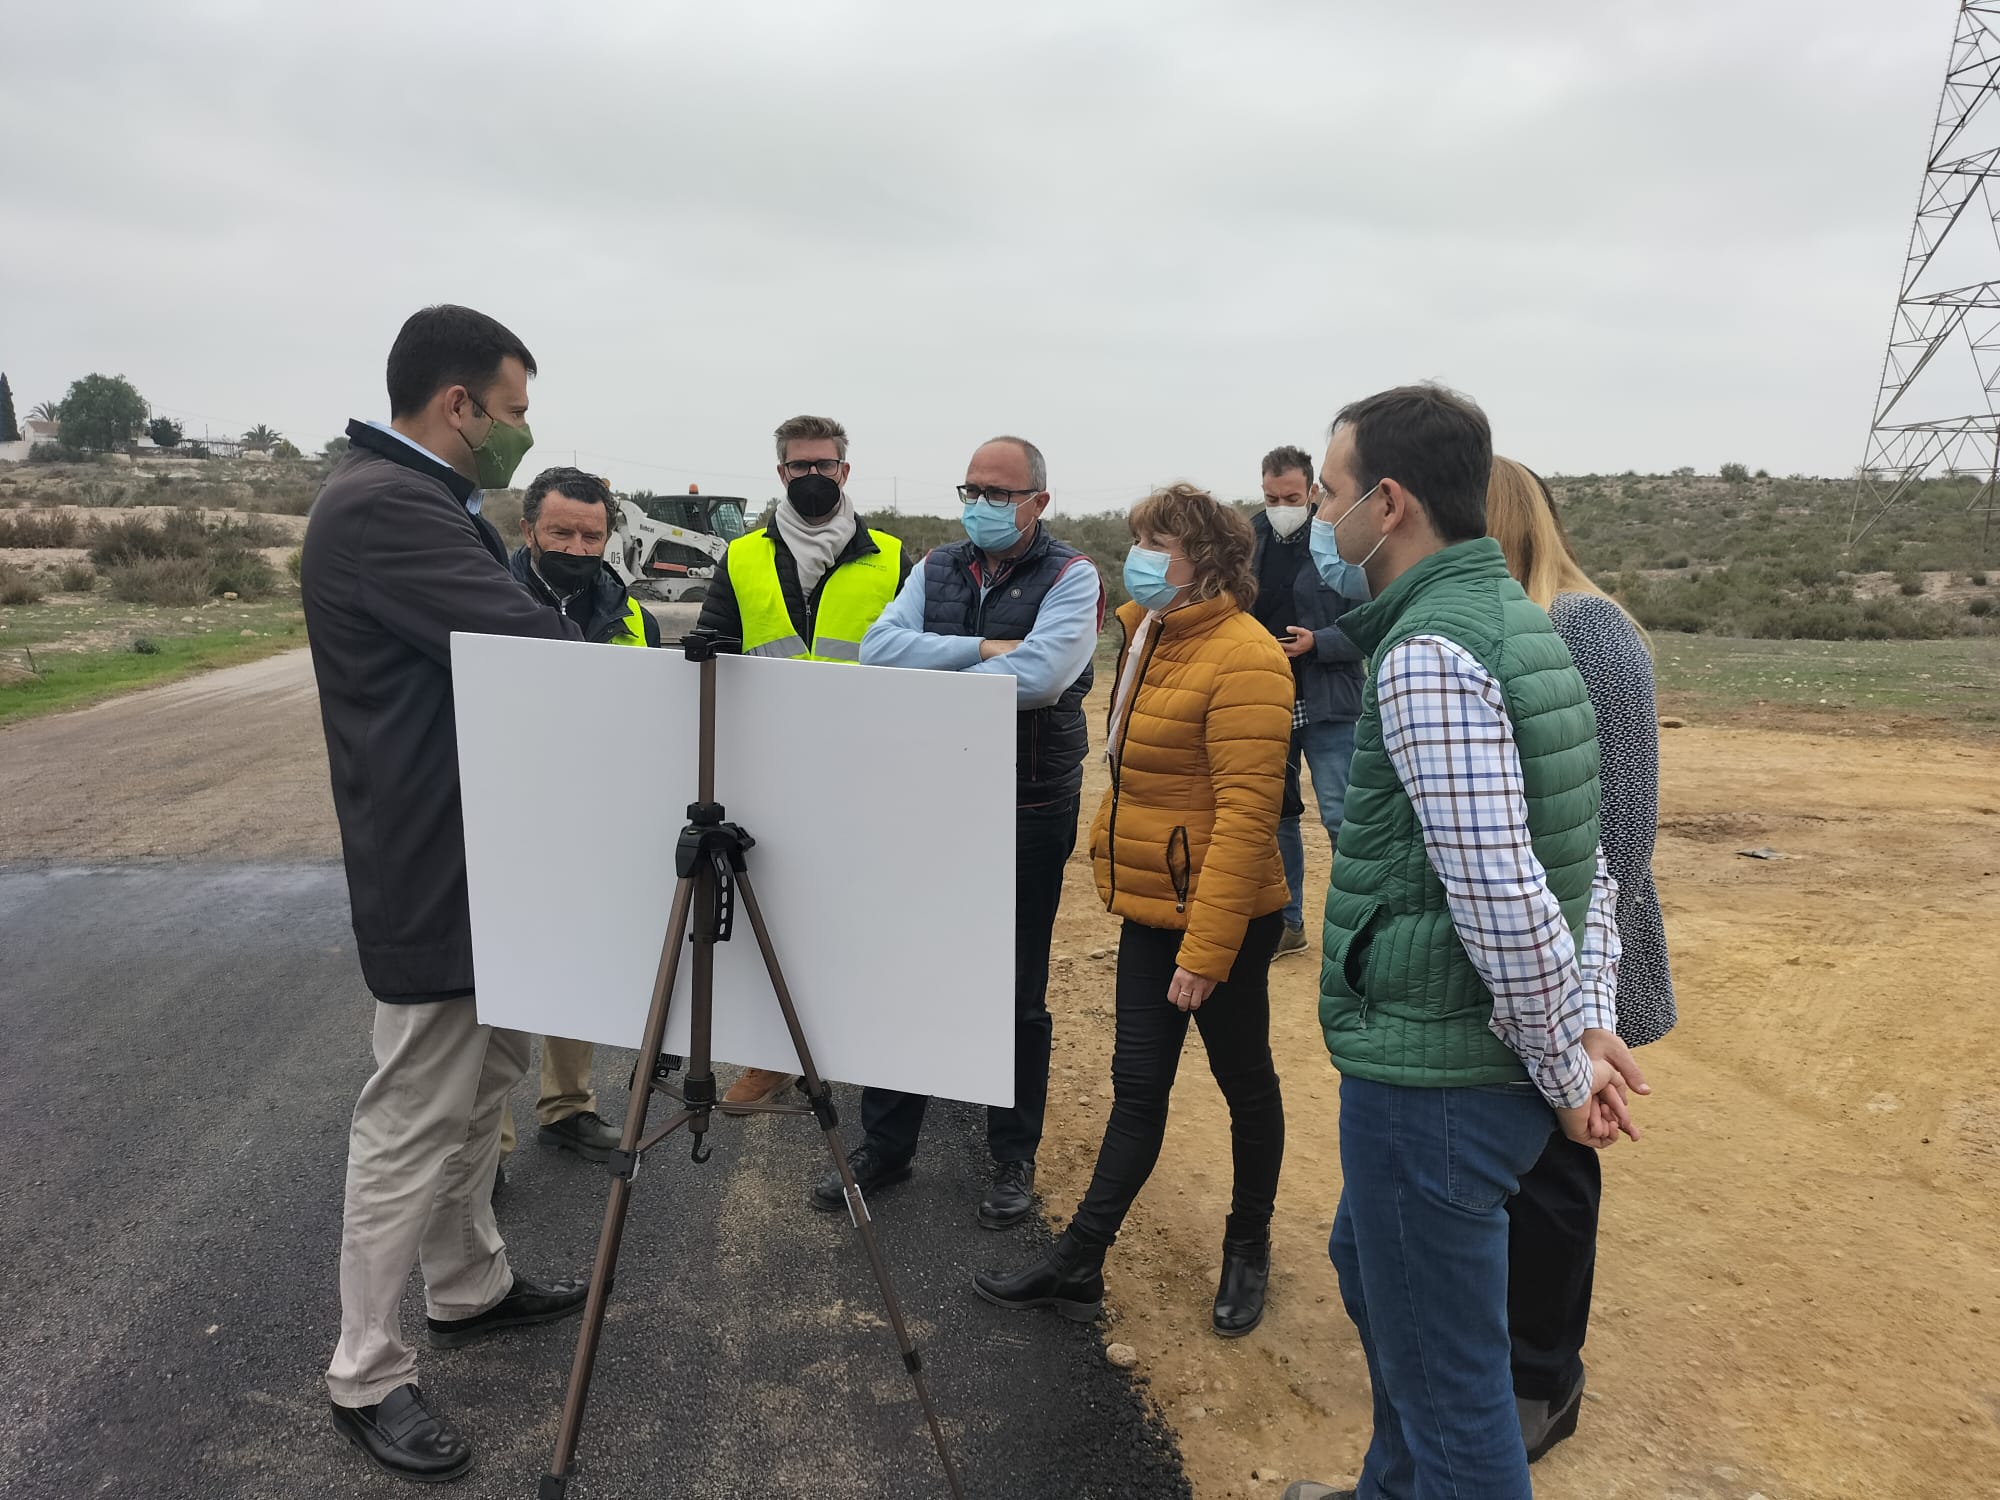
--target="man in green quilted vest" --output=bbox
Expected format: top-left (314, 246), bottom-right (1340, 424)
top-left (1284, 386), bottom-right (1649, 1500)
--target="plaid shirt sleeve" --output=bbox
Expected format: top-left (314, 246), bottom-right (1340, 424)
top-left (1375, 635), bottom-right (1621, 1111)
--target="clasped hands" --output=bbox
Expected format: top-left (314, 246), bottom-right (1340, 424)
top-left (1557, 1028), bottom-right (1652, 1150)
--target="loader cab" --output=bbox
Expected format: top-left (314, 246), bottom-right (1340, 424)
top-left (611, 490), bottom-right (751, 602)
top-left (628, 494), bottom-right (749, 548)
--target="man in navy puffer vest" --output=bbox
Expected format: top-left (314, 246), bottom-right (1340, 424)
top-left (832, 434), bottom-right (1104, 1229)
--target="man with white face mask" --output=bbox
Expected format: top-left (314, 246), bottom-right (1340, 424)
top-left (1251, 446), bottom-right (1362, 958)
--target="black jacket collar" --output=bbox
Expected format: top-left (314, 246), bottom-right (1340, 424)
top-left (508, 543), bottom-right (635, 642)
top-left (345, 418), bottom-right (478, 506)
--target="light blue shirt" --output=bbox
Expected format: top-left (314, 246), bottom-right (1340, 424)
top-left (861, 543), bottom-right (1102, 709)
top-left (365, 420), bottom-right (481, 514)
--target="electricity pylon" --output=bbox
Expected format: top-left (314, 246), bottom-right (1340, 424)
top-left (1852, 2), bottom-right (2000, 549)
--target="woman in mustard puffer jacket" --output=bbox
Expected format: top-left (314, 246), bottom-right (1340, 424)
top-left (975, 483), bottom-right (1295, 1338)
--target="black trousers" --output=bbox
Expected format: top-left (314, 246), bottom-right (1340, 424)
top-left (1505, 1127), bottom-right (1602, 1400)
top-left (860, 794), bottom-right (1079, 1165)
top-left (1067, 911), bottom-right (1286, 1249)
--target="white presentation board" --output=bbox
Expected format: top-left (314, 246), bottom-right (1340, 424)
top-left (452, 633), bottom-right (1019, 1108)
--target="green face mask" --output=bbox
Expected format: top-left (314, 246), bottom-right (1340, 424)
top-left (464, 399), bottom-right (534, 490)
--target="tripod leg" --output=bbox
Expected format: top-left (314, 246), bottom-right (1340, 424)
top-left (732, 869), bottom-right (967, 1500)
top-left (541, 874), bottom-right (696, 1499)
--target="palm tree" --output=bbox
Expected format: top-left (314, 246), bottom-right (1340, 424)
top-left (29, 400), bottom-right (61, 423)
top-left (241, 423), bottom-right (282, 452)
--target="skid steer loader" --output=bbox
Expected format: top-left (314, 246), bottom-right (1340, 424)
top-left (604, 487), bottom-right (754, 604)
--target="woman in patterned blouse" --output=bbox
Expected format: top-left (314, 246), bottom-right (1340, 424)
top-left (1485, 456), bottom-right (1678, 1462)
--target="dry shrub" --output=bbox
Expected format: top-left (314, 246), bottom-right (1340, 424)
top-left (0, 509), bottom-right (84, 547)
top-left (58, 561), bottom-right (97, 592)
top-left (204, 547), bottom-right (275, 599)
top-left (224, 514), bottom-right (290, 546)
top-left (107, 557), bottom-right (211, 606)
top-left (91, 511), bottom-right (208, 568)
top-left (0, 561), bottom-right (47, 606)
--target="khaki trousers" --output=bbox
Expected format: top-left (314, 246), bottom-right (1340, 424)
top-left (497, 1037), bottom-right (598, 1155)
top-left (326, 997), bottom-right (530, 1408)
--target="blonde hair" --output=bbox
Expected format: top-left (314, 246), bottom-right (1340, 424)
top-left (1128, 483), bottom-right (1257, 606)
top-left (1487, 456), bottom-right (1649, 649)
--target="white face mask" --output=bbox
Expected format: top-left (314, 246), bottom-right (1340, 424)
top-left (1264, 503), bottom-right (1310, 538)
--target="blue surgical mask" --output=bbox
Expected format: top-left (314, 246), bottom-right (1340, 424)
top-left (960, 500), bottom-right (1022, 552)
top-left (1309, 484), bottom-right (1387, 602)
top-left (1122, 545), bottom-right (1183, 612)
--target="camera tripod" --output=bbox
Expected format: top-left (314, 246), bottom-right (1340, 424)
top-left (538, 632), bottom-right (965, 1500)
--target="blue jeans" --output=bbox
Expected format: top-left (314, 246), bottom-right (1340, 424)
top-left (1329, 1076), bottom-right (1555, 1500)
top-left (1279, 718), bottom-right (1355, 927)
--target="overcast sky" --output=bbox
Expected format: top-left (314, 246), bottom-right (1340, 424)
top-left (0, 1), bottom-right (1952, 514)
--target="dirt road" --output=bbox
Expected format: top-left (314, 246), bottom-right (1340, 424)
top-left (1037, 724), bottom-right (2000, 1500)
top-left (3, 642), bottom-right (1995, 1497)
top-left (0, 649), bottom-right (336, 862)
top-left (0, 603), bottom-right (703, 863)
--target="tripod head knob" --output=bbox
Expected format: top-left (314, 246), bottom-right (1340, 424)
top-left (680, 630), bottom-right (741, 662)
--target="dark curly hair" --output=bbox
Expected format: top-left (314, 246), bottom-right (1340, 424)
top-left (1128, 483), bottom-right (1257, 607)
top-left (523, 466), bottom-right (614, 527)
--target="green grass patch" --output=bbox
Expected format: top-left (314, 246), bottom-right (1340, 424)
top-left (1651, 634), bottom-right (2000, 733)
top-left (0, 595), bottom-right (304, 725)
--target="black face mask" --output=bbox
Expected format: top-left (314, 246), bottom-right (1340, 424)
top-left (535, 549), bottom-right (603, 597)
top-left (786, 472), bottom-right (842, 520)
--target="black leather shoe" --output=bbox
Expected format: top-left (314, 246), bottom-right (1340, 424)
top-left (426, 1274), bottom-right (588, 1349)
top-left (973, 1231), bottom-right (1105, 1321)
top-left (1519, 1368), bottom-right (1585, 1462)
top-left (978, 1159), bottom-right (1037, 1230)
top-left (329, 1383), bottom-right (472, 1484)
top-left (1212, 1238), bottom-right (1270, 1338)
top-left (811, 1143), bottom-right (913, 1213)
top-left (538, 1109), bottom-right (622, 1163)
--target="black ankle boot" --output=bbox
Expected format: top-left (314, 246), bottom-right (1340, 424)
top-left (1212, 1237), bottom-right (1270, 1338)
top-left (973, 1230), bottom-right (1106, 1322)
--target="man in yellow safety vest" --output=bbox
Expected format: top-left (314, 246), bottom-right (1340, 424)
top-left (694, 413), bottom-right (908, 1110)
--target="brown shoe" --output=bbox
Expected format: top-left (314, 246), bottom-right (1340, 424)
top-left (719, 1066), bottom-right (798, 1115)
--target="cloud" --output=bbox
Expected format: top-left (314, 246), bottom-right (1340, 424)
top-left (0, 0), bottom-right (1946, 507)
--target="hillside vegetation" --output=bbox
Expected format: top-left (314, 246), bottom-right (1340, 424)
top-left (3, 458), bottom-right (1996, 640)
top-left (864, 473), bottom-right (1999, 640)
top-left (1549, 472), bottom-right (1995, 641)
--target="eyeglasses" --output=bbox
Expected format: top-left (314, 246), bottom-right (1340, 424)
top-left (957, 484), bottom-right (1042, 507)
top-left (781, 459), bottom-right (843, 478)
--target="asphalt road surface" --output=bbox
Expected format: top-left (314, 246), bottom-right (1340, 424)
top-left (0, 642), bottom-right (1192, 1500)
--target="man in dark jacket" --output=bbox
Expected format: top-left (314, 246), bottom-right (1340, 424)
top-left (508, 466), bottom-right (661, 648)
top-left (494, 466), bottom-right (658, 1173)
top-left (1252, 445), bottom-right (1363, 957)
top-left (304, 305), bottom-right (589, 1484)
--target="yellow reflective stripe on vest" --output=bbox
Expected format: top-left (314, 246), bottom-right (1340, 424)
top-left (728, 528), bottom-right (902, 663)
top-left (608, 598), bottom-right (649, 647)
